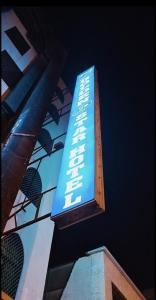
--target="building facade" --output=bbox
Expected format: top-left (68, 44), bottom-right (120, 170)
top-left (1, 7), bottom-right (71, 300)
top-left (1, 7), bottom-right (148, 300)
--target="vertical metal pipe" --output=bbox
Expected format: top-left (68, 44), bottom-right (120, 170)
top-left (1, 44), bottom-right (66, 233)
top-left (1, 56), bottom-right (47, 142)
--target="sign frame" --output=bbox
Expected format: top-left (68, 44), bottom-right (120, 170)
top-left (51, 66), bottom-right (105, 229)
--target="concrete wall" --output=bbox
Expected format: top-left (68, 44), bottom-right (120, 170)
top-left (1, 9), bottom-right (37, 96)
top-left (62, 250), bottom-right (105, 300)
top-left (61, 247), bottom-right (146, 300)
top-left (103, 247), bottom-right (146, 300)
top-left (3, 78), bottom-right (72, 300)
top-left (14, 220), bottom-right (55, 300)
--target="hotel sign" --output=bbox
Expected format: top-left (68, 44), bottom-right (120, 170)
top-left (51, 66), bottom-right (105, 229)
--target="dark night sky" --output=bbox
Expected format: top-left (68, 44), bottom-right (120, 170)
top-left (46, 6), bottom-right (155, 291)
top-left (17, 6), bottom-right (155, 291)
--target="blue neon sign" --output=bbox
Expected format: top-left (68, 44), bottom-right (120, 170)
top-left (51, 66), bottom-right (95, 217)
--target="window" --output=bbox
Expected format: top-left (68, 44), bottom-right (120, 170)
top-left (1, 50), bottom-right (23, 88)
top-left (20, 167), bottom-right (42, 207)
top-left (38, 128), bottom-right (53, 154)
top-left (48, 103), bottom-right (60, 125)
top-left (5, 26), bottom-right (30, 55)
top-left (1, 233), bottom-right (24, 299)
top-left (112, 283), bottom-right (127, 300)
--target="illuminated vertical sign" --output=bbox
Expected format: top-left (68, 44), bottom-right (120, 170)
top-left (51, 66), bottom-right (105, 229)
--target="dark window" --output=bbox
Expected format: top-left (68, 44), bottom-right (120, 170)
top-left (38, 128), bottom-right (53, 154)
top-left (112, 283), bottom-right (127, 300)
top-left (1, 50), bottom-right (23, 88)
top-left (1, 233), bottom-right (24, 299)
top-left (5, 26), bottom-right (30, 55)
top-left (48, 103), bottom-right (60, 125)
top-left (20, 167), bottom-right (42, 207)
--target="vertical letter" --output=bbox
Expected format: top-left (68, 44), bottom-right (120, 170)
top-left (63, 193), bottom-right (82, 209)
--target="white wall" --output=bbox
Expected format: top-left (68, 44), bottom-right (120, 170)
top-left (62, 250), bottom-right (105, 300)
top-left (1, 9), bottom-right (37, 96)
top-left (3, 79), bottom-right (72, 300)
top-left (61, 247), bottom-right (146, 300)
top-left (15, 219), bottom-right (55, 300)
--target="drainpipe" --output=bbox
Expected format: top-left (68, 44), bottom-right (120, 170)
top-left (1, 43), bottom-right (66, 233)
